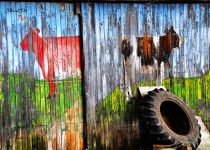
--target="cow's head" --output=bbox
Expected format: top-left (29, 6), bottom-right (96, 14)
top-left (166, 26), bottom-right (181, 49)
top-left (20, 28), bottom-right (40, 51)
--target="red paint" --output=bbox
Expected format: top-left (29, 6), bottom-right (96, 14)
top-left (20, 28), bottom-right (81, 97)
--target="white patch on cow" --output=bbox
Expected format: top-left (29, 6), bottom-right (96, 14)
top-left (153, 35), bottom-right (164, 85)
top-left (153, 35), bottom-right (159, 49)
top-left (153, 35), bottom-right (160, 63)
top-left (130, 35), bottom-right (137, 57)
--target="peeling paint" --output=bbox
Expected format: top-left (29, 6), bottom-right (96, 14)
top-left (82, 3), bottom-right (210, 149)
top-left (0, 2), bottom-right (84, 149)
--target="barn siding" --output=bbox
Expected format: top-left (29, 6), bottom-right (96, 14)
top-left (0, 2), bottom-right (84, 150)
top-left (0, 2), bottom-right (210, 150)
top-left (81, 3), bottom-right (210, 149)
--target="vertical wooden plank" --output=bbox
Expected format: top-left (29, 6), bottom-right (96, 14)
top-left (82, 3), bottom-right (210, 149)
top-left (0, 2), bottom-right (83, 150)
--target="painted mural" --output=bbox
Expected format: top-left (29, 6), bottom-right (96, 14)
top-left (0, 2), bottom-right (209, 150)
top-left (0, 2), bottom-right (83, 150)
top-left (20, 27), bottom-right (81, 98)
top-left (136, 26), bottom-right (181, 66)
top-left (82, 3), bottom-right (210, 149)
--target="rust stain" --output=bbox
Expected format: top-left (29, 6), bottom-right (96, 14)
top-left (65, 101), bottom-right (83, 124)
top-left (65, 101), bottom-right (83, 150)
top-left (66, 131), bottom-right (83, 150)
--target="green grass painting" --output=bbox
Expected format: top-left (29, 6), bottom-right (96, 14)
top-left (96, 71), bottom-right (210, 129)
top-left (0, 73), bottom-right (83, 131)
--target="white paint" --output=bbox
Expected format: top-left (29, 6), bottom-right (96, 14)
top-left (160, 61), bottom-right (165, 84)
top-left (196, 116), bottom-right (210, 150)
top-left (139, 86), bottom-right (166, 96)
top-left (153, 35), bottom-right (160, 49)
top-left (126, 86), bottom-right (133, 102)
top-left (179, 37), bottom-right (183, 48)
top-left (131, 35), bottom-right (137, 58)
top-left (47, 121), bottom-right (66, 150)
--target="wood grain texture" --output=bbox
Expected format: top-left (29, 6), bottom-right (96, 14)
top-left (82, 3), bottom-right (210, 149)
top-left (0, 2), bottom-right (84, 150)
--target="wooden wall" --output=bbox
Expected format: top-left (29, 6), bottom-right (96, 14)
top-left (0, 2), bottom-right (209, 150)
top-left (0, 2), bottom-right (84, 150)
top-left (81, 3), bottom-right (210, 149)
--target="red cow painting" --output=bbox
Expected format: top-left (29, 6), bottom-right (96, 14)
top-left (20, 28), bottom-right (81, 98)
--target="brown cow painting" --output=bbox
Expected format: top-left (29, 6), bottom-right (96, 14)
top-left (157, 27), bottom-right (181, 65)
top-left (121, 38), bottom-right (133, 61)
top-left (20, 28), bottom-right (81, 98)
top-left (136, 36), bottom-right (156, 66)
top-left (136, 26), bottom-right (181, 66)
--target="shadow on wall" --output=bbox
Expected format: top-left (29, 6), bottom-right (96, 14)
top-left (92, 87), bottom-right (154, 150)
top-left (3, 131), bottom-right (47, 150)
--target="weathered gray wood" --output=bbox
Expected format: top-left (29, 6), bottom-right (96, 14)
top-left (82, 3), bottom-right (210, 149)
top-left (0, 2), bottom-right (83, 149)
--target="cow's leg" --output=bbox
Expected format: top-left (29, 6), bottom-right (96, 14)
top-left (47, 81), bottom-right (57, 99)
top-left (47, 64), bottom-right (57, 99)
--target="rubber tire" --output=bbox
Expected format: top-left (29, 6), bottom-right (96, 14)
top-left (140, 88), bottom-right (201, 150)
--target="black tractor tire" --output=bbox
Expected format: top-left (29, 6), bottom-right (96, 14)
top-left (140, 88), bottom-right (201, 150)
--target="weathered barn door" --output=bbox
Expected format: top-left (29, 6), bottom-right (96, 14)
top-left (81, 3), bottom-right (210, 149)
top-left (0, 2), bottom-right (84, 149)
